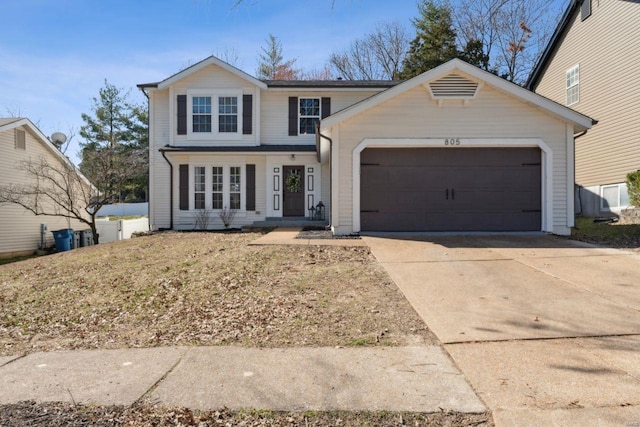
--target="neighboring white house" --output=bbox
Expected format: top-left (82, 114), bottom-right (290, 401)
top-left (0, 118), bottom-right (89, 257)
top-left (140, 56), bottom-right (593, 235)
top-left (527, 0), bottom-right (640, 216)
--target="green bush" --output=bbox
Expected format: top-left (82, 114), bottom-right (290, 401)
top-left (626, 170), bottom-right (640, 207)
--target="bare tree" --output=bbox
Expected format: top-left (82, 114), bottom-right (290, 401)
top-left (449, 0), bottom-right (560, 84)
top-left (330, 20), bottom-right (409, 80)
top-left (300, 64), bottom-right (335, 80)
top-left (0, 155), bottom-right (104, 244)
top-left (214, 47), bottom-right (243, 68)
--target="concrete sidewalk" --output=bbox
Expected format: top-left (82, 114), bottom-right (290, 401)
top-left (0, 346), bottom-right (485, 413)
top-left (364, 234), bottom-right (640, 426)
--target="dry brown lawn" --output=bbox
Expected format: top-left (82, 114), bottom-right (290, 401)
top-left (0, 231), bottom-right (435, 356)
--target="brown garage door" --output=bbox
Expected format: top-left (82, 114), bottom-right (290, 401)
top-left (360, 147), bottom-right (541, 231)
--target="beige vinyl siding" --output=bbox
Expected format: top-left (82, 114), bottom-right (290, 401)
top-left (535, 0), bottom-right (640, 187)
top-left (149, 89), bottom-right (171, 229)
top-left (171, 64), bottom-right (259, 146)
top-left (0, 127), bottom-right (85, 257)
top-left (172, 155), bottom-right (267, 230)
top-left (334, 83), bottom-right (569, 232)
top-left (260, 90), bottom-right (382, 145)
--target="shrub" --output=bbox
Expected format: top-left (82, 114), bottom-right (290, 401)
top-left (626, 170), bottom-right (640, 207)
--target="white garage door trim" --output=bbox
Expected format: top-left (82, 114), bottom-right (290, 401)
top-left (352, 138), bottom-right (553, 233)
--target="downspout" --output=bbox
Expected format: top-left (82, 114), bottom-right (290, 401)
top-left (572, 128), bottom-right (591, 217)
top-left (316, 122), bottom-right (333, 231)
top-left (161, 149), bottom-right (174, 230)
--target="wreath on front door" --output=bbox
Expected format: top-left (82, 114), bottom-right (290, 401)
top-left (285, 172), bottom-right (302, 193)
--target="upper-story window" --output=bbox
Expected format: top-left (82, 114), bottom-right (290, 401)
top-left (218, 97), bottom-right (238, 133)
top-left (299, 98), bottom-right (320, 135)
top-left (15, 129), bottom-right (26, 150)
top-left (566, 65), bottom-right (579, 106)
top-left (193, 97), bottom-right (212, 133)
top-left (185, 90), bottom-right (243, 139)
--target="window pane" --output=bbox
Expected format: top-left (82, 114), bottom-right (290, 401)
top-left (620, 184), bottom-right (631, 207)
top-left (212, 193), bottom-right (223, 210)
top-left (299, 98), bottom-right (320, 116)
top-left (229, 166), bottom-right (241, 209)
top-left (218, 96), bottom-right (238, 133)
top-left (194, 167), bottom-right (206, 209)
top-left (212, 166), bottom-right (223, 209)
top-left (299, 117), bottom-right (318, 135)
top-left (602, 186), bottom-right (619, 209)
top-left (219, 115), bottom-right (238, 133)
top-left (230, 193), bottom-right (240, 210)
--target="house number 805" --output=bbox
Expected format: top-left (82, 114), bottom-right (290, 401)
top-left (444, 138), bottom-right (461, 146)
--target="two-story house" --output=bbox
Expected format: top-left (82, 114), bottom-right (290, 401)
top-left (527, 0), bottom-right (640, 217)
top-left (139, 56), bottom-right (593, 235)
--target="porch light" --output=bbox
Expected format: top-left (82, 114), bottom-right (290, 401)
top-left (315, 201), bottom-right (325, 220)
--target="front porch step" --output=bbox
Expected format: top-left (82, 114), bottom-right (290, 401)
top-left (247, 217), bottom-right (329, 229)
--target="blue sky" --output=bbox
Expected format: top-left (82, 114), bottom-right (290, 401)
top-left (1, 0), bottom-right (568, 165)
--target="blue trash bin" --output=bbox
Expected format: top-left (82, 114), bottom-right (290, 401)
top-left (52, 229), bottom-right (73, 252)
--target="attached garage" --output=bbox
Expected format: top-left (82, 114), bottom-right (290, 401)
top-left (318, 59), bottom-right (595, 236)
top-left (360, 147), bottom-right (541, 232)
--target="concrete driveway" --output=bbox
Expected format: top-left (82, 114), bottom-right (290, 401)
top-left (363, 234), bottom-right (640, 426)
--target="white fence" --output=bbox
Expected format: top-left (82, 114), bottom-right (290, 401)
top-left (95, 217), bottom-right (149, 244)
top-left (96, 203), bottom-right (149, 217)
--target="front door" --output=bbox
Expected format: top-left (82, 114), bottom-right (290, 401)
top-left (283, 166), bottom-right (305, 216)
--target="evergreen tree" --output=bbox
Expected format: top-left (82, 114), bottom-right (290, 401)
top-left (256, 34), bottom-right (300, 80)
top-left (400, 0), bottom-right (459, 79)
top-left (79, 80), bottom-right (148, 204)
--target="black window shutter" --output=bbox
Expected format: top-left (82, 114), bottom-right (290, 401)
top-left (177, 95), bottom-right (187, 135)
top-left (242, 94), bottom-right (253, 135)
top-left (179, 164), bottom-right (189, 210)
top-left (321, 97), bottom-right (331, 119)
top-left (581, 0), bottom-right (591, 20)
top-left (288, 97), bottom-right (298, 136)
top-left (246, 164), bottom-right (256, 211)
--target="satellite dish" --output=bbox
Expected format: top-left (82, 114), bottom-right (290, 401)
top-left (51, 132), bottom-right (67, 144)
top-left (51, 132), bottom-right (67, 149)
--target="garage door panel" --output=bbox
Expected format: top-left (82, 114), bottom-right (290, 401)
top-left (360, 147), bottom-right (542, 232)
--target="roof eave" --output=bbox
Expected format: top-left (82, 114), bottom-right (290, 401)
top-left (526, 0), bottom-right (580, 90)
top-left (153, 56), bottom-right (268, 91)
top-left (321, 58), bottom-right (594, 133)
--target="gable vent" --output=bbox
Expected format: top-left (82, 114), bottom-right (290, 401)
top-left (428, 73), bottom-right (480, 101)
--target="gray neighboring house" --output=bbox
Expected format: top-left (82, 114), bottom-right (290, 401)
top-left (140, 56), bottom-right (593, 235)
top-left (527, 0), bottom-right (640, 217)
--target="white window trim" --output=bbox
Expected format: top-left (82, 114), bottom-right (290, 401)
top-left (566, 64), bottom-right (579, 106)
top-left (299, 97), bottom-right (321, 135)
top-left (186, 89), bottom-right (243, 140)
top-left (600, 183), bottom-right (630, 211)
top-left (190, 164), bottom-right (246, 213)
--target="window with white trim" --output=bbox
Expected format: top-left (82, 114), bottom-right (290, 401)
top-left (566, 65), bottom-right (579, 106)
top-left (212, 166), bottom-right (223, 209)
top-left (192, 97), bottom-right (212, 133)
top-left (192, 165), bottom-right (244, 211)
top-left (194, 166), bottom-right (206, 209)
top-left (230, 166), bottom-right (241, 209)
top-left (187, 90), bottom-right (242, 139)
top-left (218, 97), bottom-right (238, 133)
top-left (601, 183), bottom-right (630, 211)
top-left (299, 98), bottom-right (320, 134)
